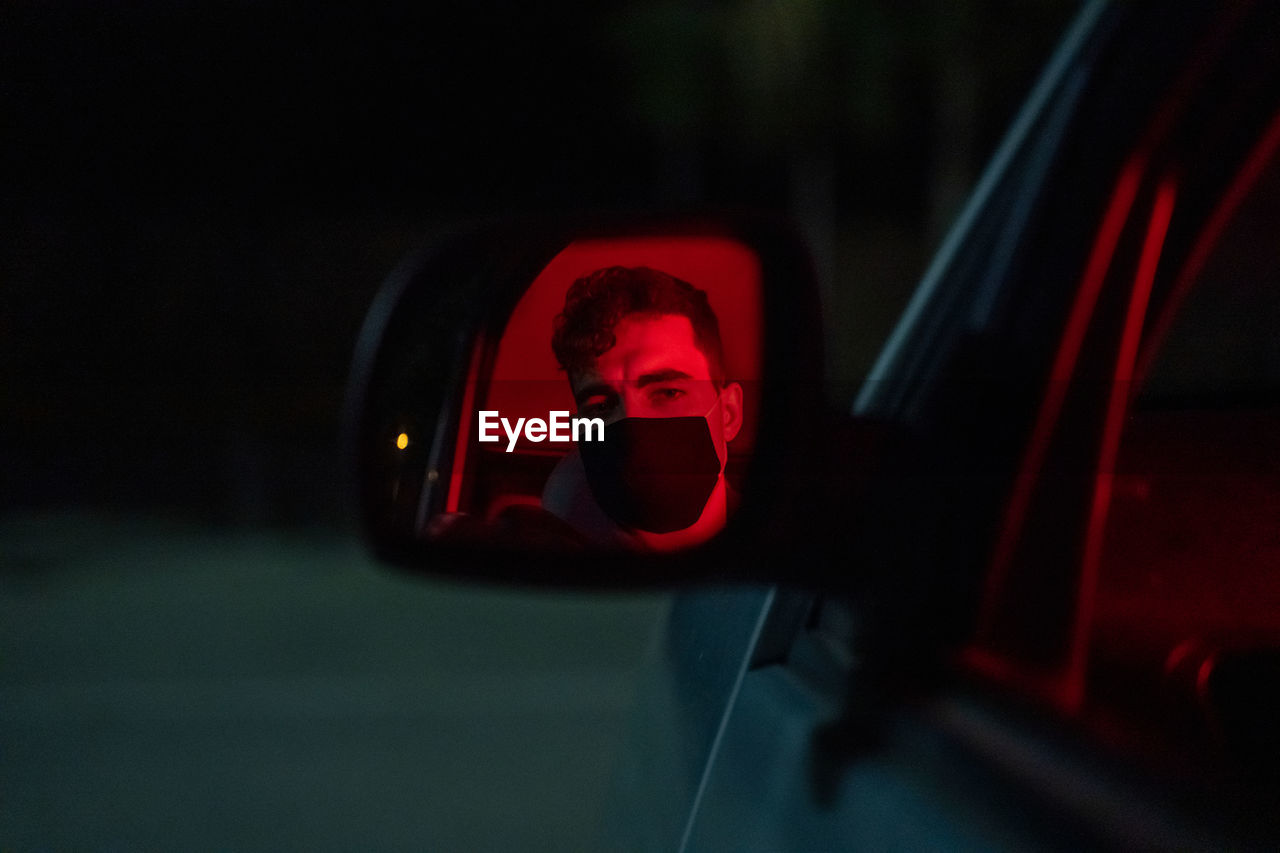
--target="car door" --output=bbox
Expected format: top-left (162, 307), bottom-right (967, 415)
top-left (605, 1), bottom-right (1280, 850)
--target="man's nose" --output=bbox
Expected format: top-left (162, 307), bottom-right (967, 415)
top-left (610, 394), bottom-right (631, 423)
top-left (611, 387), bottom-right (641, 422)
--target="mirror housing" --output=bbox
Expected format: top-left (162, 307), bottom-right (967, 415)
top-left (344, 212), bottom-right (872, 587)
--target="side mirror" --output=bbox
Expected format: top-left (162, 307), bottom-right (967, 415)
top-left (344, 213), bottom-right (842, 586)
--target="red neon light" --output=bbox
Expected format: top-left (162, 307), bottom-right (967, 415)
top-left (446, 340), bottom-right (484, 514)
top-left (1163, 636), bottom-right (1199, 678)
top-left (1064, 176), bottom-right (1177, 709)
top-left (978, 155), bottom-right (1146, 638)
top-left (1134, 107), bottom-right (1280, 384)
top-left (1195, 653), bottom-right (1217, 706)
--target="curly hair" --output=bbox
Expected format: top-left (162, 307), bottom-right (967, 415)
top-left (551, 266), bottom-right (726, 383)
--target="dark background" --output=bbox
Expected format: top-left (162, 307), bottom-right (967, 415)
top-left (2, 3), bottom-right (1088, 849)
top-left (3, 0), bottom-right (1078, 527)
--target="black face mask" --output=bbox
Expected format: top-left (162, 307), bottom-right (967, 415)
top-left (579, 416), bottom-right (722, 534)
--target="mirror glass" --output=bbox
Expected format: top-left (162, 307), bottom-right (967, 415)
top-left (414, 235), bottom-right (763, 552)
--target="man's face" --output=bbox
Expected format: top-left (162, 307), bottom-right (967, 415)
top-left (569, 313), bottom-right (743, 460)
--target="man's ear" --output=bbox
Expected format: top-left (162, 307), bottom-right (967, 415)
top-left (719, 381), bottom-right (744, 443)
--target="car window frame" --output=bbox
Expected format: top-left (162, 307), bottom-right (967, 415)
top-left (961, 0), bottom-right (1280, 744)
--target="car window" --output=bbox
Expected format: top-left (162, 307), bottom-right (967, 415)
top-left (1088, 146), bottom-right (1280, 765)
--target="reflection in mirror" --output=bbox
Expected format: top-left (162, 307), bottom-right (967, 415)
top-left (423, 236), bottom-right (762, 552)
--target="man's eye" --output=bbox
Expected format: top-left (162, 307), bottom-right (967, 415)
top-left (581, 400), bottom-right (612, 417)
top-left (650, 387), bottom-right (685, 403)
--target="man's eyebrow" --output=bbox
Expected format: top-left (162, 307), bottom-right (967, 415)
top-left (636, 369), bottom-right (694, 387)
